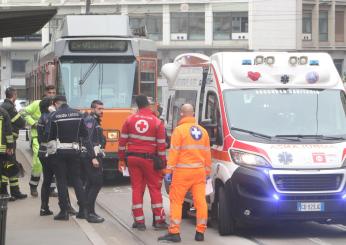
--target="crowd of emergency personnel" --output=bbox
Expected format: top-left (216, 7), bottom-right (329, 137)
top-left (0, 86), bottom-right (212, 242)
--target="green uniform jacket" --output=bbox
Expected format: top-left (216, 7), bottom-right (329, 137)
top-left (0, 107), bottom-right (14, 153)
top-left (20, 100), bottom-right (41, 137)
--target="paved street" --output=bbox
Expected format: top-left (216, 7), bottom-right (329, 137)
top-left (6, 137), bottom-right (346, 245)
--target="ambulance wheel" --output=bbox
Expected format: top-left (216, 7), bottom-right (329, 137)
top-left (217, 186), bottom-right (235, 235)
top-left (182, 201), bottom-right (190, 219)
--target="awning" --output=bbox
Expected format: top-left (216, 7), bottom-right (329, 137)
top-left (0, 7), bottom-right (57, 38)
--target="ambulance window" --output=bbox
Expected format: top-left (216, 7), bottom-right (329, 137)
top-left (172, 90), bottom-right (197, 129)
top-left (205, 92), bottom-right (223, 145)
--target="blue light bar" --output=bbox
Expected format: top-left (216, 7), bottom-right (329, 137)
top-left (242, 59), bottom-right (252, 65)
top-left (342, 194), bottom-right (346, 199)
top-left (273, 194), bottom-right (280, 201)
top-left (309, 60), bottom-right (319, 66)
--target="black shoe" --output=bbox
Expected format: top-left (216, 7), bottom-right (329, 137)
top-left (54, 211), bottom-right (69, 221)
top-left (76, 209), bottom-right (88, 219)
top-left (49, 189), bottom-right (58, 197)
top-left (8, 196), bottom-right (16, 202)
top-left (195, 232), bottom-right (204, 242)
top-left (67, 205), bottom-right (77, 216)
top-left (158, 233), bottom-right (181, 243)
top-left (132, 222), bottom-right (146, 231)
top-left (30, 186), bottom-right (38, 197)
top-left (11, 191), bottom-right (28, 199)
top-left (40, 208), bottom-right (53, 216)
top-left (87, 213), bottom-right (105, 223)
top-left (153, 222), bottom-right (169, 230)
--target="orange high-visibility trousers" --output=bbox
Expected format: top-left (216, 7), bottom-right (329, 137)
top-left (169, 168), bottom-right (207, 234)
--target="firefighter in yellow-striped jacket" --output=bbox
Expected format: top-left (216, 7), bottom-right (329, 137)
top-left (0, 107), bottom-right (15, 197)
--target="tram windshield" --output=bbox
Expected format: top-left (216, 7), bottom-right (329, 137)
top-left (59, 56), bottom-right (136, 108)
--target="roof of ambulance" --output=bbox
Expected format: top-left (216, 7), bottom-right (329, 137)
top-left (209, 52), bottom-right (344, 90)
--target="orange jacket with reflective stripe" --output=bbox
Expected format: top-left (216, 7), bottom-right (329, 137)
top-left (166, 117), bottom-right (211, 174)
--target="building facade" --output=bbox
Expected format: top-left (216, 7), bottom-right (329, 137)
top-left (0, 0), bottom-right (345, 99)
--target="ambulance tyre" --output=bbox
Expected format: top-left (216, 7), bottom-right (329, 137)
top-left (217, 186), bottom-right (235, 236)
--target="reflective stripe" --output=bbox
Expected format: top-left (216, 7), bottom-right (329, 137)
top-left (172, 145), bottom-right (210, 151)
top-left (13, 132), bottom-right (18, 137)
top-left (176, 162), bottom-right (204, 168)
top-left (132, 204), bottom-right (143, 209)
top-left (171, 219), bottom-right (181, 225)
top-left (29, 180), bottom-right (39, 185)
top-left (157, 139), bottom-right (166, 144)
top-left (118, 146), bottom-right (126, 150)
top-left (50, 182), bottom-right (57, 188)
top-left (151, 203), bottom-right (163, 209)
top-left (197, 218), bottom-right (207, 225)
top-left (158, 151), bottom-right (166, 156)
top-left (11, 113), bottom-right (21, 123)
top-left (135, 216), bottom-right (145, 221)
top-left (155, 216), bottom-right (164, 221)
top-left (121, 134), bottom-right (129, 139)
top-left (170, 145), bottom-right (180, 150)
top-left (129, 134), bottom-right (156, 142)
top-left (10, 182), bottom-right (19, 187)
top-left (55, 118), bottom-right (81, 122)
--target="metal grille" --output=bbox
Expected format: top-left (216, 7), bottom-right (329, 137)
top-left (273, 174), bottom-right (343, 192)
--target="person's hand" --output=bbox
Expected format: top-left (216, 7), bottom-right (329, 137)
top-left (6, 148), bottom-right (13, 155)
top-left (118, 159), bottom-right (126, 172)
top-left (92, 158), bottom-right (99, 168)
top-left (164, 173), bottom-right (172, 183)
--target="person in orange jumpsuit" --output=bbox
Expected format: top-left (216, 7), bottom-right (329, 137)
top-left (158, 104), bottom-right (211, 243)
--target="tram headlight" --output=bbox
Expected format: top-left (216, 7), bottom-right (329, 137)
top-left (107, 130), bottom-right (119, 141)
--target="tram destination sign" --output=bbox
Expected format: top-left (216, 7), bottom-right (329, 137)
top-left (69, 40), bottom-right (128, 52)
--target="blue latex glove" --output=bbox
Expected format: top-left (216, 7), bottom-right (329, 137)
top-left (164, 173), bottom-right (172, 183)
top-left (206, 176), bottom-right (211, 182)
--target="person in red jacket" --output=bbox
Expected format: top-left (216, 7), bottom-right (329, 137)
top-left (118, 95), bottom-right (167, 231)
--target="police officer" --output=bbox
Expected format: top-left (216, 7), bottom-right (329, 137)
top-left (21, 85), bottom-right (57, 197)
top-left (119, 95), bottom-right (167, 231)
top-left (0, 87), bottom-right (27, 200)
top-left (0, 107), bottom-right (14, 196)
top-left (158, 104), bottom-right (212, 243)
top-left (47, 95), bottom-right (90, 220)
top-left (82, 100), bottom-right (106, 223)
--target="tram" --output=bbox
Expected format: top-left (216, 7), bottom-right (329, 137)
top-left (25, 15), bottom-right (158, 178)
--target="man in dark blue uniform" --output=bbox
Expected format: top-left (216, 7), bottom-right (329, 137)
top-left (47, 95), bottom-right (92, 221)
top-left (82, 100), bottom-right (106, 223)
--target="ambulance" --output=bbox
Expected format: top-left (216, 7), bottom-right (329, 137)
top-left (162, 52), bottom-right (346, 235)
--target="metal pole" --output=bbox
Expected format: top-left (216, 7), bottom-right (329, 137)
top-left (85, 0), bottom-right (91, 14)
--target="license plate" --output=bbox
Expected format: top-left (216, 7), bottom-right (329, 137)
top-left (297, 202), bottom-right (324, 212)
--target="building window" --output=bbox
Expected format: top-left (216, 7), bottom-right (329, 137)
top-left (130, 14), bottom-right (163, 41)
top-left (171, 12), bottom-right (205, 41)
top-left (319, 11), bottom-right (328, 42)
top-left (302, 12), bottom-right (312, 33)
top-left (213, 12), bottom-right (248, 40)
top-left (12, 60), bottom-right (27, 77)
top-left (335, 12), bottom-right (344, 42)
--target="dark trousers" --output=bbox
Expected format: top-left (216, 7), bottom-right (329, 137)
top-left (39, 156), bottom-right (54, 209)
top-left (84, 158), bottom-right (103, 214)
top-left (51, 155), bottom-right (86, 211)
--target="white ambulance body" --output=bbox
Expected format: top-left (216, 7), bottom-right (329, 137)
top-left (162, 52), bottom-right (346, 235)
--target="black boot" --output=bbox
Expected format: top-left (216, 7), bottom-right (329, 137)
top-left (30, 186), bottom-right (38, 197)
top-left (67, 205), bottom-right (77, 216)
top-left (195, 232), bottom-right (204, 242)
top-left (10, 186), bottom-right (27, 199)
top-left (158, 233), bottom-right (181, 243)
top-left (40, 207), bottom-right (53, 216)
top-left (76, 208), bottom-right (88, 219)
top-left (153, 221), bottom-right (169, 230)
top-left (87, 213), bottom-right (105, 223)
top-left (132, 222), bottom-right (146, 231)
top-left (54, 210), bottom-right (69, 221)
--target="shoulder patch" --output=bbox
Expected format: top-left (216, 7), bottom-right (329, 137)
top-left (190, 126), bottom-right (203, 140)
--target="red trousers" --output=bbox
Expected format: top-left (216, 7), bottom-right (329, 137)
top-left (128, 156), bottom-right (166, 224)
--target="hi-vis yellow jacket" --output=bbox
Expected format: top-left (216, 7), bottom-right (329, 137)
top-left (166, 117), bottom-right (211, 175)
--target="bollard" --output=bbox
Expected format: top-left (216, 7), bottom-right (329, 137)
top-left (0, 195), bottom-right (9, 245)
